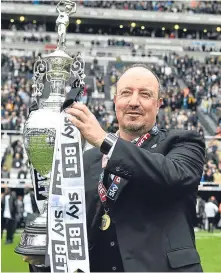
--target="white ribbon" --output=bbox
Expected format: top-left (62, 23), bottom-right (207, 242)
top-left (48, 111), bottom-right (90, 273)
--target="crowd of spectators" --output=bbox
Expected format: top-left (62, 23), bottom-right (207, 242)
top-left (1, 54), bottom-right (32, 131)
top-left (88, 59), bottom-right (105, 94)
top-left (169, 54), bottom-right (221, 183)
top-left (80, 1), bottom-right (221, 14)
top-left (1, 186), bottom-right (38, 243)
top-left (1, 139), bottom-right (29, 180)
top-left (202, 138), bottom-right (221, 183)
top-left (8, 0), bottom-right (220, 15)
top-left (171, 54), bottom-right (221, 119)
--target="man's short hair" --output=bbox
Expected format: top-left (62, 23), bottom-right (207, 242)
top-left (116, 63), bottom-right (163, 99)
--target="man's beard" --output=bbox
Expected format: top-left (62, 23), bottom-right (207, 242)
top-left (121, 123), bottom-right (148, 136)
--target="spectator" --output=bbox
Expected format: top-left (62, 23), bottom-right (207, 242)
top-left (203, 167), bottom-right (214, 182)
top-left (12, 153), bottom-right (23, 169)
top-left (16, 195), bottom-right (24, 229)
top-left (1, 166), bottom-right (10, 178)
top-left (205, 197), bottom-right (219, 232)
top-left (196, 196), bottom-right (205, 229)
top-left (18, 167), bottom-right (28, 179)
top-left (213, 169), bottom-right (221, 184)
top-left (1, 187), bottom-right (17, 244)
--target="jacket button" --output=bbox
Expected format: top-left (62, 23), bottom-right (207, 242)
top-left (110, 241), bottom-right (115, 246)
top-left (115, 167), bottom-right (120, 172)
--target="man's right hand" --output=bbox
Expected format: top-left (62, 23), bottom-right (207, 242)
top-left (22, 255), bottom-right (45, 265)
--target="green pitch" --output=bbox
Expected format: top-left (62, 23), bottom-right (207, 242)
top-left (1, 231), bottom-right (221, 272)
top-left (1, 233), bottom-right (28, 272)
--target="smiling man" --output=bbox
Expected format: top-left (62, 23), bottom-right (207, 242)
top-left (114, 65), bottom-right (162, 141)
top-left (28, 64), bottom-right (205, 272)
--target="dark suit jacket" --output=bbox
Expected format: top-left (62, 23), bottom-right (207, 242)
top-left (83, 129), bottom-right (205, 272)
top-left (1, 193), bottom-right (17, 220)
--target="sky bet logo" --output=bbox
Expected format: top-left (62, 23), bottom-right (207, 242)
top-left (52, 159), bottom-right (62, 195)
top-left (61, 143), bottom-right (81, 178)
top-left (66, 223), bottom-right (86, 260)
top-left (62, 117), bottom-right (76, 139)
top-left (52, 240), bottom-right (67, 273)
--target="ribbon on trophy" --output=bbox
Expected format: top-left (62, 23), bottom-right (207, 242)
top-left (30, 166), bottom-right (47, 214)
top-left (48, 110), bottom-right (90, 273)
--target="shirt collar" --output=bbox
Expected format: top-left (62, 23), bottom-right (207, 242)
top-left (115, 124), bottom-right (158, 144)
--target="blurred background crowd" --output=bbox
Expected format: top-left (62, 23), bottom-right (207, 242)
top-left (1, 0), bottom-right (221, 252)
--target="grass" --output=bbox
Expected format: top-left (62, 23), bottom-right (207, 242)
top-left (1, 233), bottom-right (29, 272)
top-left (1, 230), bottom-right (221, 272)
top-left (195, 230), bottom-right (221, 272)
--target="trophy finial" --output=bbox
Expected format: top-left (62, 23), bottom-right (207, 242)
top-left (56, 0), bottom-right (76, 50)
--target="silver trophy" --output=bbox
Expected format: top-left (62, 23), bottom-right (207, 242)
top-left (15, 0), bottom-right (85, 260)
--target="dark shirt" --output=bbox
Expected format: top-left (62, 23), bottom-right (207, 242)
top-left (90, 221), bottom-right (124, 272)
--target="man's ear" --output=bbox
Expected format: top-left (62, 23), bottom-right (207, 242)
top-left (157, 98), bottom-right (163, 110)
top-left (156, 98), bottom-right (163, 114)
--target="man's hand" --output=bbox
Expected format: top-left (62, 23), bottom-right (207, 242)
top-left (22, 255), bottom-right (45, 265)
top-left (65, 102), bottom-right (107, 148)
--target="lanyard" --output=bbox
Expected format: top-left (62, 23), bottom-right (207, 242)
top-left (98, 125), bottom-right (159, 211)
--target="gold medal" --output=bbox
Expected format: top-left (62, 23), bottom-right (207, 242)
top-left (100, 212), bottom-right (111, 231)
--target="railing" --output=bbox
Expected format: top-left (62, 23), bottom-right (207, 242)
top-left (3, 30), bottom-right (221, 48)
top-left (1, 178), bottom-right (221, 191)
top-left (2, 30), bottom-right (221, 53)
top-left (1, 41), bottom-right (216, 62)
top-left (1, 179), bottom-right (33, 188)
top-left (1, 45), bottom-right (165, 64)
top-left (1, 130), bottom-right (23, 135)
top-left (198, 182), bottom-right (221, 191)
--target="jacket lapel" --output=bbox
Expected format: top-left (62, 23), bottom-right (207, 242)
top-left (114, 131), bottom-right (166, 203)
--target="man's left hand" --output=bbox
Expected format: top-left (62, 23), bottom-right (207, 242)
top-left (65, 102), bottom-right (107, 147)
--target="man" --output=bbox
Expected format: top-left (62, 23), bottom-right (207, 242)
top-left (205, 197), bottom-right (218, 232)
top-left (1, 187), bottom-right (17, 244)
top-left (196, 196), bottom-right (205, 230)
top-left (28, 64), bottom-right (205, 272)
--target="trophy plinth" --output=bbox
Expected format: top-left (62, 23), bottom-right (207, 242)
top-left (15, 212), bottom-right (47, 256)
top-left (15, 0), bottom-right (85, 262)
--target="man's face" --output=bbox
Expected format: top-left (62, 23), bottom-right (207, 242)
top-left (114, 67), bottom-right (162, 136)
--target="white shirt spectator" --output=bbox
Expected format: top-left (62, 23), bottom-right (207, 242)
top-left (23, 193), bottom-right (33, 217)
top-left (3, 195), bottom-right (11, 219)
top-left (211, 74), bottom-right (217, 81)
top-left (205, 201), bottom-right (218, 218)
top-left (165, 66), bottom-right (172, 76)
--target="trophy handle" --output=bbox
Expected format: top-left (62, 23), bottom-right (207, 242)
top-left (32, 57), bottom-right (47, 98)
